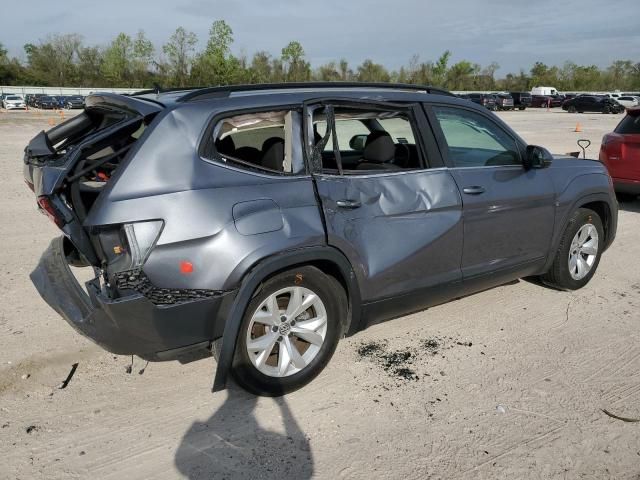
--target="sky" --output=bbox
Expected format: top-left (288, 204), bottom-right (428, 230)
top-left (4, 0), bottom-right (640, 75)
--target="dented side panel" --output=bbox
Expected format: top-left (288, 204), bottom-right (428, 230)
top-left (315, 169), bottom-right (463, 302)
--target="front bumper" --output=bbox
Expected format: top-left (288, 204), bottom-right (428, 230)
top-left (30, 237), bottom-right (236, 360)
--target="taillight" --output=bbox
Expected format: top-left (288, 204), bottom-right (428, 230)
top-left (37, 196), bottom-right (66, 228)
top-left (123, 221), bottom-right (164, 268)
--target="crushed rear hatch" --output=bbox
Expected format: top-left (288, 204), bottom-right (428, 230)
top-left (24, 93), bottom-right (162, 265)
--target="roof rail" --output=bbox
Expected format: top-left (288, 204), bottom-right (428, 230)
top-left (175, 82), bottom-right (454, 102)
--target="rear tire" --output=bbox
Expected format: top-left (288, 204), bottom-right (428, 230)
top-left (568, 106), bottom-right (576, 113)
top-left (230, 266), bottom-right (346, 396)
top-left (542, 208), bottom-right (604, 290)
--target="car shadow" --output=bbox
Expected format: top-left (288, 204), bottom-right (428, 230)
top-left (174, 382), bottom-right (313, 479)
top-left (618, 198), bottom-right (640, 213)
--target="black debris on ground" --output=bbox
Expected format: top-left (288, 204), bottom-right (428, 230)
top-left (25, 425), bottom-right (38, 434)
top-left (58, 363), bottom-right (79, 389)
top-left (421, 338), bottom-right (440, 355)
top-left (356, 335), bottom-right (475, 383)
top-left (356, 341), bottom-right (418, 381)
top-left (356, 341), bottom-right (387, 359)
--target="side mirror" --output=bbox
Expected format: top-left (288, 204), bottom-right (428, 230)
top-left (349, 134), bottom-right (367, 151)
top-left (524, 145), bottom-right (553, 170)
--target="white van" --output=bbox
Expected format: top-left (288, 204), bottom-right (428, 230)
top-left (531, 86), bottom-right (559, 96)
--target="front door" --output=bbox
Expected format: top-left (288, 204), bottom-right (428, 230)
top-left (429, 104), bottom-right (556, 280)
top-left (305, 100), bottom-right (464, 305)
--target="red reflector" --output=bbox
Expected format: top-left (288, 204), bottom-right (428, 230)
top-left (180, 261), bottom-right (194, 275)
top-left (37, 196), bottom-right (65, 228)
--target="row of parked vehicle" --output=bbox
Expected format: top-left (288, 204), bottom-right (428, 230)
top-left (459, 91), bottom-right (640, 114)
top-left (0, 93), bottom-right (85, 110)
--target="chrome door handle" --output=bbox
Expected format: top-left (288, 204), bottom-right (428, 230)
top-left (336, 199), bottom-right (362, 209)
top-left (462, 186), bottom-right (486, 195)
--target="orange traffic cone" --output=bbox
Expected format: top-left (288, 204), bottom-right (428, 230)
top-left (574, 123), bottom-right (582, 133)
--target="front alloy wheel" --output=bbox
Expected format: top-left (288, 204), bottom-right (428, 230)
top-left (568, 224), bottom-right (599, 280)
top-left (542, 208), bottom-right (604, 290)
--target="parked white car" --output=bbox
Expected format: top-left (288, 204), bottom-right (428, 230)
top-left (615, 96), bottom-right (640, 108)
top-left (2, 95), bottom-right (26, 110)
top-left (531, 86), bottom-right (559, 96)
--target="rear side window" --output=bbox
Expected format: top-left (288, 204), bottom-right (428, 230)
top-left (615, 113), bottom-right (640, 134)
top-left (310, 106), bottom-right (426, 173)
top-left (433, 106), bottom-right (521, 167)
top-left (205, 110), bottom-right (303, 175)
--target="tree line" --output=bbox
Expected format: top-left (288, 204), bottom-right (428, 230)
top-left (1, 20), bottom-right (639, 92)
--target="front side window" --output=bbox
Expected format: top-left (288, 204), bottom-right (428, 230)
top-left (206, 110), bottom-right (302, 174)
top-left (433, 106), bottom-right (521, 167)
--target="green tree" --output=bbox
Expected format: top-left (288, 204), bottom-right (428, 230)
top-left (356, 59), bottom-right (390, 82)
top-left (101, 33), bottom-right (133, 86)
top-left (281, 41), bottom-right (310, 82)
top-left (446, 60), bottom-right (476, 90)
top-left (191, 19), bottom-right (239, 85)
top-left (316, 61), bottom-right (340, 81)
top-left (247, 51), bottom-right (272, 83)
top-left (131, 30), bottom-right (154, 87)
top-left (432, 50), bottom-right (451, 87)
top-left (162, 27), bottom-right (198, 87)
top-left (77, 46), bottom-right (104, 86)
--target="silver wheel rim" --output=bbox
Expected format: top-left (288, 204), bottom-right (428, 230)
top-left (246, 286), bottom-right (328, 378)
top-left (568, 223), bottom-right (599, 280)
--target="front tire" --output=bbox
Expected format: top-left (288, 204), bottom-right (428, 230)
top-left (542, 208), bottom-right (604, 290)
top-left (231, 266), bottom-right (346, 396)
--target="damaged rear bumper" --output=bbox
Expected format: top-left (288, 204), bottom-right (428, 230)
top-left (30, 236), bottom-right (236, 360)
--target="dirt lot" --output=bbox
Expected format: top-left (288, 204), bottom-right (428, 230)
top-left (1, 107), bottom-right (639, 480)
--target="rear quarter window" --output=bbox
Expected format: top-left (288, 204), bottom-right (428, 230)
top-left (615, 113), bottom-right (640, 134)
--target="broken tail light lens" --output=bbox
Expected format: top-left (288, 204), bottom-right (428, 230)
top-left (123, 220), bottom-right (164, 268)
top-left (37, 196), bottom-right (66, 228)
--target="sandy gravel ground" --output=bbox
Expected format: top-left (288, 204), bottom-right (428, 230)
top-left (0, 107), bottom-right (639, 480)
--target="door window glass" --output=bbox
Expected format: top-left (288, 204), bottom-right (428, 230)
top-left (311, 107), bottom-right (425, 173)
top-left (433, 107), bottom-right (521, 167)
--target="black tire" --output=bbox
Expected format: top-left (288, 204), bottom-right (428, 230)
top-left (542, 208), bottom-right (604, 290)
top-left (519, 107), bottom-right (526, 111)
top-left (568, 106), bottom-right (576, 113)
top-left (230, 266), bottom-right (346, 396)
top-left (603, 106), bottom-right (611, 114)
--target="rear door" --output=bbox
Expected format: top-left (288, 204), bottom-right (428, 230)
top-left (427, 104), bottom-right (556, 280)
top-left (305, 99), bottom-right (463, 304)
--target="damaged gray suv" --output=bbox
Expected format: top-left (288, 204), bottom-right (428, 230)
top-left (25, 83), bottom-right (618, 396)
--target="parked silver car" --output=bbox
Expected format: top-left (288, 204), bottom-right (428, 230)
top-left (25, 83), bottom-right (618, 395)
top-left (3, 95), bottom-right (26, 110)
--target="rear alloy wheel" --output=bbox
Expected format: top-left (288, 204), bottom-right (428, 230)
top-left (231, 266), bottom-right (345, 396)
top-left (542, 208), bottom-right (604, 290)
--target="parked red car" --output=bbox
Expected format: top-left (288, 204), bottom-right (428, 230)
top-left (600, 107), bottom-right (640, 200)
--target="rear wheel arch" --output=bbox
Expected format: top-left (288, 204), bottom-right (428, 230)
top-left (212, 246), bottom-right (362, 392)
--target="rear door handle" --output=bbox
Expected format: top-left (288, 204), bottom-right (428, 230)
top-left (462, 186), bottom-right (486, 195)
top-left (336, 199), bottom-right (362, 209)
